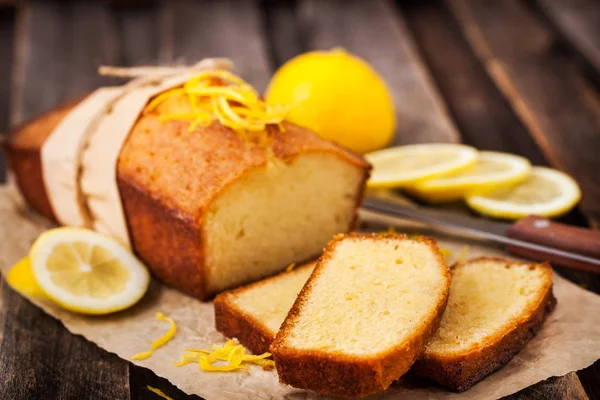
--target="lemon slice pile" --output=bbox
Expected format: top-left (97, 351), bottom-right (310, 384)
top-left (24, 227), bottom-right (150, 314)
top-left (366, 144), bottom-right (581, 219)
top-left (366, 144), bottom-right (478, 188)
top-left (466, 167), bottom-right (581, 219)
top-left (408, 151), bottom-right (532, 203)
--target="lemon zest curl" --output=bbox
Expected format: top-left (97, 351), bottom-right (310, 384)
top-left (173, 339), bottom-right (275, 372)
top-left (131, 312), bottom-right (177, 361)
top-left (149, 70), bottom-right (288, 136)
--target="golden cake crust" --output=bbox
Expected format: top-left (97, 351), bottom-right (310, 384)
top-left (4, 99), bottom-right (82, 221)
top-left (412, 257), bottom-right (555, 391)
top-left (270, 233), bottom-right (450, 399)
top-left (5, 98), bottom-right (370, 300)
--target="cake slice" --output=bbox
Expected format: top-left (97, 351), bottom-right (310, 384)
top-left (270, 233), bottom-right (451, 399)
top-left (214, 262), bottom-right (316, 355)
top-left (412, 257), bottom-right (555, 391)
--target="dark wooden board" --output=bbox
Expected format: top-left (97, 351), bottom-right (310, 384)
top-left (535, 0), bottom-right (600, 80)
top-left (400, 0), bottom-right (547, 165)
top-left (0, 6), bottom-right (14, 182)
top-left (3, 2), bottom-right (131, 399)
top-left (11, 0), bottom-right (120, 125)
top-left (2, 0), bottom-right (600, 399)
top-left (263, 0), bottom-right (304, 67)
top-left (292, 0), bottom-right (460, 145)
top-left (160, 0), bottom-right (273, 91)
top-left (111, 1), bottom-right (161, 67)
top-left (402, 2), bottom-right (597, 398)
top-left (503, 373), bottom-right (589, 400)
top-left (0, 283), bottom-right (130, 400)
top-left (448, 0), bottom-right (600, 230)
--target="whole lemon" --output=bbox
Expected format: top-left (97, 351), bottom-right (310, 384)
top-left (265, 49), bottom-right (396, 154)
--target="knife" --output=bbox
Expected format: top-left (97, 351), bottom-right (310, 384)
top-left (362, 194), bottom-right (600, 274)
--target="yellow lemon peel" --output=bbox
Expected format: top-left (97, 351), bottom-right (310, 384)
top-left (174, 339), bottom-right (275, 372)
top-left (6, 257), bottom-right (49, 299)
top-left (285, 263), bottom-right (296, 272)
top-left (132, 312), bottom-right (177, 360)
top-left (439, 247), bottom-right (452, 260)
top-left (147, 386), bottom-right (174, 400)
top-left (148, 70), bottom-right (288, 137)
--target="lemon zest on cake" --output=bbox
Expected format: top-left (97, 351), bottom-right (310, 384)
top-left (147, 386), bottom-right (174, 400)
top-left (132, 312), bottom-right (177, 360)
top-left (149, 70), bottom-right (289, 136)
top-left (285, 263), bottom-right (296, 272)
top-left (174, 339), bottom-right (275, 372)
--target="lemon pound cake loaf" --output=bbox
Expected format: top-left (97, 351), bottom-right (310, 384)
top-left (270, 233), bottom-right (451, 398)
top-left (3, 70), bottom-right (371, 300)
top-left (413, 257), bottom-right (555, 391)
top-left (214, 262), bottom-right (316, 354)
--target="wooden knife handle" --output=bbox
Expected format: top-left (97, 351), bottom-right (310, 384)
top-left (506, 215), bottom-right (600, 273)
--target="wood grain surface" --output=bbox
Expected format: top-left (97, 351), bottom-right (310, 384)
top-left (0, 6), bottom-right (14, 182)
top-left (160, 0), bottom-right (272, 91)
top-left (1, 0), bottom-right (600, 399)
top-left (535, 0), bottom-right (600, 79)
top-left (449, 0), bottom-right (600, 230)
top-left (296, 0), bottom-right (460, 145)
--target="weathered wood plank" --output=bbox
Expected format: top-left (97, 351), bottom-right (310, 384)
top-left (578, 361), bottom-right (600, 400)
top-left (401, 0), bottom-right (547, 165)
top-left (130, 365), bottom-right (202, 400)
top-left (4, 2), bottom-right (132, 399)
top-left (295, 0), bottom-right (460, 145)
top-left (403, 2), bottom-right (597, 398)
top-left (0, 6), bottom-right (14, 183)
top-left (11, 0), bottom-right (120, 125)
top-left (401, 0), bottom-right (597, 276)
top-left (449, 0), bottom-right (600, 229)
top-left (111, 1), bottom-right (160, 66)
top-left (536, 0), bottom-right (600, 78)
top-left (263, 0), bottom-right (304, 67)
top-left (160, 0), bottom-right (272, 91)
top-left (503, 373), bottom-right (589, 400)
top-left (0, 282), bottom-right (130, 400)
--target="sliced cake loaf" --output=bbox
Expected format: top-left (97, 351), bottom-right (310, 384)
top-left (214, 262), bottom-right (316, 355)
top-left (4, 91), bottom-right (370, 300)
top-left (412, 257), bottom-right (555, 391)
top-left (270, 233), bottom-right (451, 399)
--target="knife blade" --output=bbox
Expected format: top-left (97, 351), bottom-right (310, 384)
top-left (362, 194), bottom-right (600, 274)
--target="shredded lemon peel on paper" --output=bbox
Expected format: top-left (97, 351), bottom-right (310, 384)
top-left (147, 386), bottom-right (174, 400)
top-left (131, 312), bottom-right (177, 360)
top-left (174, 339), bottom-right (275, 372)
top-left (285, 263), bottom-right (296, 272)
top-left (147, 69), bottom-right (288, 135)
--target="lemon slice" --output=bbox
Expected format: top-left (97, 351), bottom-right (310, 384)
top-left (408, 151), bottom-right (532, 202)
top-left (466, 167), bottom-right (581, 219)
top-left (366, 144), bottom-right (478, 188)
top-left (30, 227), bottom-right (150, 314)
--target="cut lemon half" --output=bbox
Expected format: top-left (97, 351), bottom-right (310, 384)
top-left (366, 144), bottom-right (478, 188)
top-left (466, 167), bottom-right (581, 219)
top-left (30, 227), bottom-right (150, 314)
top-left (408, 151), bottom-right (532, 203)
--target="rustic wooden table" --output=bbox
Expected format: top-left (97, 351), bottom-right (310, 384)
top-left (1, 0), bottom-right (599, 399)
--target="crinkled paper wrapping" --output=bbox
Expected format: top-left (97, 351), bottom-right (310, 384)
top-left (1, 186), bottom-right (600, 400)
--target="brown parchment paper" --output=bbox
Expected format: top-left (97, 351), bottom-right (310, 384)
top-left (1, 185), bottom-right (600, 400)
